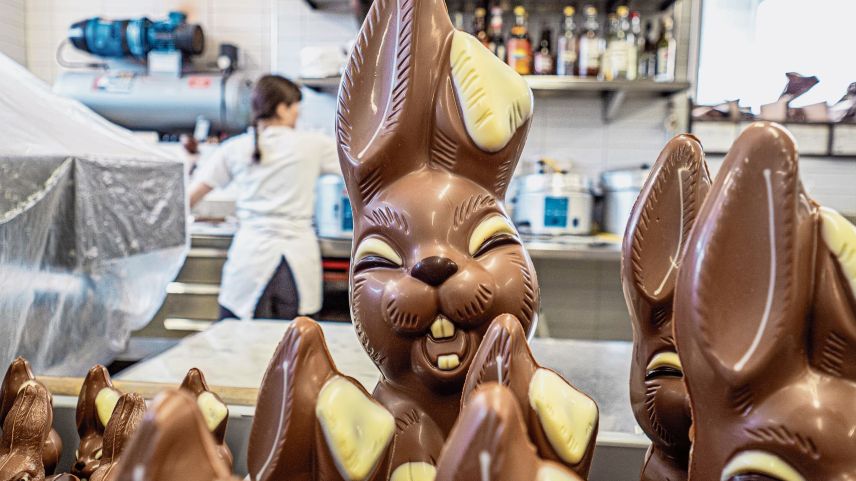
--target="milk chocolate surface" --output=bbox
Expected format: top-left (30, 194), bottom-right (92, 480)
top-left (674, 121), bottom-right (856, 479)
top-left (621, 134), bottom-right (710, 481)
top-left (180, 367), bottom-right (233, 469)
top-left (71, 365), bottom-right (115, 478)
top-left (89, 393), bottom-right (146, 481)
top-left (0, 382), bottom-right (51, 481)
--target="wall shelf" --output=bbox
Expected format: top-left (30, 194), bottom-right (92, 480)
top-left (300, 76), bottom-right (690, 122)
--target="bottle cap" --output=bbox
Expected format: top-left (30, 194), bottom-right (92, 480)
top-left (617, 5), bottom-right (629, 16)
top-left (585, 5), bottom-right (597, 15)
top-left (514, 6), bottom-right (526, 16)
top-left (564, 6), bottom-right (575, 16)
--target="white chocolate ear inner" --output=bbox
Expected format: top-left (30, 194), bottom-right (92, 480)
top-left (469, 215), bottom-right (518, 255)
top-left (354, 238), bottom-right (403, 266)
top-left (390, 462), bottom-right (437, 481)
top-left (196, 391), bottom-right (228, 433)
top-left (450, 31), bottom-right (533, 153)
top-left (646, 352), bottom-right (683, 372)
top-left (720, 451), bottom-right (805, 481)
top-left (16, 380), bottom-right (39, 394)
top-left (316, 376), bottom-right (395, 481)
top-left (819, 206), bottom-right (856, 300)
top-left (528, 368), bottom-right (597, 465)
top-left (537, 464), bottom-right (579, 481)
top-left (95, 388), bottom-right (122, 428)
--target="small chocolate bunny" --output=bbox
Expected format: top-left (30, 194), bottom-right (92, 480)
top-left (621, 135), bottom-right (711, 481)
top-left (89, 393), bottom-right (146, 481)
top-left (112, 390), bottom-right (238, 481)
top-left (0, 358), bottom-right (62, 476)
top-left (0, 381), bottom-right (52, 481)
top-left (71, 365), bottom-right (120, 479)
top-left (435, 383), bottom-right (582, 481)
top-left (179, 368), bottom-right (233, 469)
top-left (462, 315), bottom-right (599, 478)
top-left (674, 122), bottom-right (856, 479)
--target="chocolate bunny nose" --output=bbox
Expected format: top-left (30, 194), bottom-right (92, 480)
top-left (411, 256), bottom-right (458, 286)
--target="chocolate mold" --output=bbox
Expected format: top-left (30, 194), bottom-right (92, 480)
top-left (674, 121), bottom-right (856, 479)
top-left (621, 134), bottom-right (711, 481)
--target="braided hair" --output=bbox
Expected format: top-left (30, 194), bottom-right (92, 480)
top-left (251, 75), bottom-right (303, 162)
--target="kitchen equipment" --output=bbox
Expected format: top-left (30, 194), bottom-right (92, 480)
top-left (600, 165), bottom-right (650, 235)
top-left (513, 172), bottom-right (594, 235)
top-left (315, 175), bottom-right (354, 239)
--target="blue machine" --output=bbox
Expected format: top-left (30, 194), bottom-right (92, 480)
top-left (67, 11), bottom-right (204, 60)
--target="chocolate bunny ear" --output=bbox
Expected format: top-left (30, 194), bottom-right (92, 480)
top-left (99, 393), bottom-right (146, 464)
top-left (76, 365), bottom-right (116, 436)
top-left (0, 357), bottom-right (36, 425)
top-left (179, 368), bottom-right (232, 469)
top-left (674, 122), bottom-right (814, 388)
top-left (435, 383), bottom-right (582, 481)
top-left (1, 383), bottom-right (52, 456)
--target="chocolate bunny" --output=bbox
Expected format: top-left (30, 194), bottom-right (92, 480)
top-left (461, 315), bottom-right (599, 478)
top-left (89, 393), bottom-right (146, 481)
top-left (0, 358), bottom-right (62, 476)
top-left (436, 383), bottom-right (583, 481)
top-left (113, 390), bottom-right (238, 481)
top-left (71, 365), bottom-right (120, 479)
top-left (673, 121), bottom-right (856, 479)
top-left (179, 368), bottom-right (233, 469)
top-left (249, 0), bottom-right (538, 478)
top-left (621, 135), bottom-right (711, 480)
top-left (0, 381), bottom-right (53, 481)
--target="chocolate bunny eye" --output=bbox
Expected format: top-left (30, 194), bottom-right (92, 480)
top-left (469, 216), bottom-right (519, 257)
top-left (354, 238), bottom-right (403, 272)
top-left (721, 451), bottom-right (805, 481)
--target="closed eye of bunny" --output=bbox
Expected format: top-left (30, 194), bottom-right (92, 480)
top-left (354, 237), bottom-right (403, 272)
top-left (720, 451), bottom-right (805, 481)
top-left (469, 215), bottom-right (520, 258)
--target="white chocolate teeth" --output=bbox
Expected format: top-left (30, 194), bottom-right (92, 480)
top-left (437, 354), bottom-right (461, 371)
top-left (430, 316), bottom-right (456, 339)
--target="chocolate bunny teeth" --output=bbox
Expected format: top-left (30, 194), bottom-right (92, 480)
top-left (435, 383), bottom-right (583, 481)
top-left (0, 358), bottom-right (62, 477)
top-left (622, 134), bottom-right (711, 481)
top-left (462, 315), bottom-right (599, 478)
top-left (89, 393), bottom-right (146, 481)
top-left (179, 368), bottom-right (233, 469)
top-left (71, 365), bottom-right (120, 479)
top-left (674, 121), bottom-right (856, 480)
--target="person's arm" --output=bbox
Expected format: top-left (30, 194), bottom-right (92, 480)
top-left (189, 141), bottom-right (236, 208)
top-left (317, 134), bottom-right (342, 175)
top-left (189, 181), bottom-right (215, 208)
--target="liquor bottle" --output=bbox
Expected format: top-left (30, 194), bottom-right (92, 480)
top-left (627, 11), bottom-right (641, 80)
top-left (487, 6), bottom-right (506, 61)
top-left (507, 6), bottom-right (533, 75)
top-left (534, 27), bottom-right (555, 75)
top-left (638, 20), bottom-right (656, 79)
top-left (602, 9), bottom-right (629, 81)
top-left (556, 6), bottom-right (578, 76)
top-left (655, 16), bottom-right (676, 81)
top-left (452, 10), bottom-right (465, 31)
top-left (577, 5), bottom-right (602, 78)
top-left (474, 7), bottom-right (489, 47)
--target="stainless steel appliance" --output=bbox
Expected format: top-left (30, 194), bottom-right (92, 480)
top-left (513, 172), bottom-right (594, 235)
top-left (315, 175), bottom-right (354, 239)
top-left (600, 165), bottom-right (650, 235)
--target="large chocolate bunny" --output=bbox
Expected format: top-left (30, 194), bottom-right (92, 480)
top-left (0, 381), bottom-right (53, 480)
top-left (674, 121), bottom-right (856, 479)
top-left (248, 0), bottom-right (538, 479)
top-left (71, 365), bottom-right (120, 478)
top-left (0, 358), bottom-right (62, 476)
top-left (622, 135), bottom-right (711, 480)
top-left (462, 315), bottom-right (599, 478)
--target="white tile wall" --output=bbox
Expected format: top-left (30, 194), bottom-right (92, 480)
top-left (0, 0), bottom-right (26, 65)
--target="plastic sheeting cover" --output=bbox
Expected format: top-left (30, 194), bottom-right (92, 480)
top-left (0, 53), bottom-right (188, 375)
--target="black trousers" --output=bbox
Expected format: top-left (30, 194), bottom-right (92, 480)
top-left (218, 256), bottom-right (300, 321)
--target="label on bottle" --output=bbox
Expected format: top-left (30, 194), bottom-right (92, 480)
top-left (534, 53), bottom-right (554, 75)
top-left (508, 39), bottom-right (532, 75)
top-left (578, 37), bottom-right (600, 76)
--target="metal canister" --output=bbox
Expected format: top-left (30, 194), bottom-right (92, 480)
top-left (600, 165), bottom-right (650, 236)
top-left (513, 172), bottom-right (594, 235)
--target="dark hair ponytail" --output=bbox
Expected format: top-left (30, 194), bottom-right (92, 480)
top-left (251, 75), bottom-right (303, 163)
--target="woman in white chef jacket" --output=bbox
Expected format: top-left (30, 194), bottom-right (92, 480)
top-left (189, 75), bottom-right (340, 320)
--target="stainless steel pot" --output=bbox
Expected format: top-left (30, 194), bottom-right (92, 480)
top-left (513, 173), bottom-right (594, 235)
top-left (600, 165), bottom-right (650, 235)
top-left (315, 174), bottom-right (354, 239)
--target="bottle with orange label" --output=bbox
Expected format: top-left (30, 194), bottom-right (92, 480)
top-left (507, 5), bottom-right (533, 75)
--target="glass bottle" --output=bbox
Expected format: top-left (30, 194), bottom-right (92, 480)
top-left (626, 11), bottom-right (641, 80)
top-left (638, 20), bottom-right (656, 79)
top-left (534, 27), bottom-right (555, 75)
top-left (577, 5), bottom-right (602, 78)
top-left (556, 6), bottom-right (578, 76)
top-left (507, 5), bottom-right (533, 75)
top-left (487, 6), bottom-right (507, 61)
top-left (474, 7), bottom-right (489, 47)
top-left (655, 16), bottom-right (677, 81)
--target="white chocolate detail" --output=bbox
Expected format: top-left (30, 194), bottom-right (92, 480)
top-left (16, 380), bottom-right (39, 394)
top-left (469, 215), bottom-right (518, 256)
top-left (528, 368), bottom-right (597, 465)
top-left (820, 206), bottom-right (856, 300)
top-left (95, 387), bottom-right (122, 428)
top-left (437, 354), bottom-right (461, 371)
top-left (354, 237), bottom-right (403, 266)
top-left (430, 316), bottom-right (456, 339)
top-left (537, 464), bottom-right (579, 481)
top-left (653, 167), bottom-right (688, 296)
top-left (316, 376), bottom-right (395, 481)
top-left (646, 352), bottom-right (683, 372)
top-left (720, 451), bottom-right (805, 481)
top-left (390, 462), bottom-right (437, 481)
top-left (450, 31), bottom-right (533, 153)
top-left (196, 391), bottom-right (228, 433)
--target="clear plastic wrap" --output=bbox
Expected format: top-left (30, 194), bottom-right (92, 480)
top-left (0, 54), bottom-right (188, 375)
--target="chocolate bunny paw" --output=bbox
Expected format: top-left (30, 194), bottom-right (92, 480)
top-left (436, 383), bottom-right (582, 481)
top-left (462, 315), bottom-right (598, 478)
